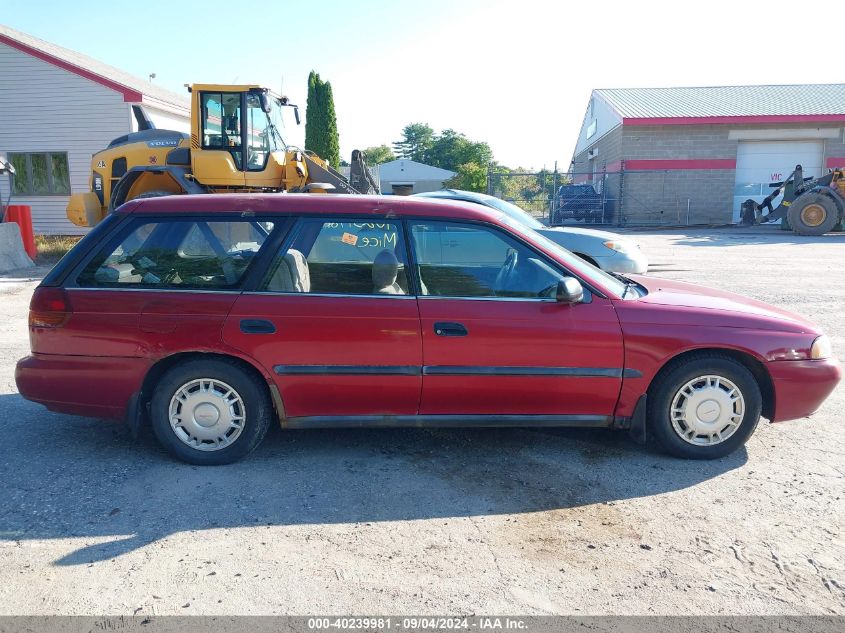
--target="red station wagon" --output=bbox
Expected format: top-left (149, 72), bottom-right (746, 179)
top-left (15, 194), bottom-right (841, 464)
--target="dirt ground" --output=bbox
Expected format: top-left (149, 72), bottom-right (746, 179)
top-left (0, 226), bottom-right (842, 615)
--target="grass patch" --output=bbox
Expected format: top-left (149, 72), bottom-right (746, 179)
top-left (35, 235), bottom-right (82, 265)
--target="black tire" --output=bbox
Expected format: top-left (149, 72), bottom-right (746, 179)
top-left (647, 354), bottom-right (762, 459)
top-left (787, 193), bottom-right (840, 236)
top-left (150, 358), bottom-right (273, 465)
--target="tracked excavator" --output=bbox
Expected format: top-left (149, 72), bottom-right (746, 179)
top-left (67, 84), bottom-right (380, 227)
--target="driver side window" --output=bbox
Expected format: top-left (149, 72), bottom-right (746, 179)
top-left (409, 221), bottom-right (564, 299)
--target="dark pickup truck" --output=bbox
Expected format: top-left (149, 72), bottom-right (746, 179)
top-left (554, 184), bottom-right (611, 224)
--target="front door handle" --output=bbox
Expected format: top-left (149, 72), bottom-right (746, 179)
top-left (240, 319), bottom-right (276, 334)
top-left (434, 322), bottom-right (468, 337)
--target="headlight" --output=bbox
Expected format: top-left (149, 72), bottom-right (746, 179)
top-left (603, 240), bottom-right (636, 254)
top-left (811, 335), bottom-right (832, 359)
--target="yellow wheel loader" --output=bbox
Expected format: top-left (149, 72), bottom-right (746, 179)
top-left (740, 163), bottom-right (845, 235)
top-left (67, 84), bottom-right (379, 227)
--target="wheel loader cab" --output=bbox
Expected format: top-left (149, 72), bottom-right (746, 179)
top-left (190, 85), bottom-right (288, 189)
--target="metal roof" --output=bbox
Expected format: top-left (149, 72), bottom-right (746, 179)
top-left (0, 24), bottom-right (189, 112)
top-left (595, 84), bottom-right (845, 120)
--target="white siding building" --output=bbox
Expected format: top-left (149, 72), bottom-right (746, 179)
top-left (378, 159), bottom-right (456, 195)
top-left (0, 25), bottom-right (190, 234)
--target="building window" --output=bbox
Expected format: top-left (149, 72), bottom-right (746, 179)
top-left (9, 152), bottom-right (70, 196)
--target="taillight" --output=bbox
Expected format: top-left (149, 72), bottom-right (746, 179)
top-left (29, 287), bottom-right (71, 328)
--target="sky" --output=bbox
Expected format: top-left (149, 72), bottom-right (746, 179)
top-left (1, 0), bottom-right (841, 169)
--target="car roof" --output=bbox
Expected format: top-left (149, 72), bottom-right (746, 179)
top-left (119, 193), bottom-right (504, 223)
top-left (413, 189), bottom-right (494, 203)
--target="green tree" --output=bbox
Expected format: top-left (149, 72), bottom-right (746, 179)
top-left (427, 129), bottom-right (493, 172)
top-left (446, 162), bottom-right (488, 193)
top-left (361, 144), bottom-right (395, 165)
top-left (304, 70), bottom-right (341, 168)
top-left (392, 123), bottom-right (434, 162)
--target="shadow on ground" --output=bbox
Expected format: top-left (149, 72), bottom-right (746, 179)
top-left (649, 227), bottom-right (845, 248)
top-left (0, 394), bottom-right (746, 566)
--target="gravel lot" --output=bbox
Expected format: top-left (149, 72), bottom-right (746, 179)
top-left (0, 226), bottom-right (843, 615)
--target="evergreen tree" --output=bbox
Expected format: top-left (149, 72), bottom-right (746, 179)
top-left (304, 71), bottom-right (341, 168)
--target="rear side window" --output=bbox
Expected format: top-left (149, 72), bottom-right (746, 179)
top-left (261, 218), bottom-right (409, 296)
top-left (77, 218), bottom-right (274, 289)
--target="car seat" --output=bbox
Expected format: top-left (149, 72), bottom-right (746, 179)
top-left (266, 249), bottom-right (310, 292)
top-left (372, 250), bottom-right (404, 295)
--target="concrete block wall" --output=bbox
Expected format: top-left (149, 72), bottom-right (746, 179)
top-left (620, 125), bottom-right (736, 224)
top-left (620, 169), bottom-right (736, 225)
top-left (571, 126), bottom-right (623, 176)
top-left (622, 125), bottom-right (737, 160)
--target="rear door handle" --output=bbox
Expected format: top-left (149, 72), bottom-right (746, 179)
top-left (434, 322), bottom-right (468, 337)
top-left (240, 319), bottom-right (276, 334)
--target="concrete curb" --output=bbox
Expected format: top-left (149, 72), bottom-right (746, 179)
top-left (0, 222), bottom-right (35, 272)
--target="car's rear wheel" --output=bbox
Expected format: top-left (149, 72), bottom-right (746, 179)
top-left (647, 354), bottom-right (762, 459)
top-left (150, 358), bottom-right (273, 465)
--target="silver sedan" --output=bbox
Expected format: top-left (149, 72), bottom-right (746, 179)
top-left (412, 189), bottom-right (648, 274)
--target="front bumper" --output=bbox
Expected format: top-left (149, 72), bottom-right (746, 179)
top-left (593, 250), bottom-right (649, 275)
top-left (15, 353), bottom-right (149, 420)
top-left (768, 357), bottom-right (842, 422)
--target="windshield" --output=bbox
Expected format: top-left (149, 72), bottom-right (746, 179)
top-left (246, 93), bottom-right (287, 155)
top-left (482, 196), bottom-right (545, 230)
top-left (497, 214), bottom-right (628, 298)
top-left (267, 98), bottom-right (287, 150)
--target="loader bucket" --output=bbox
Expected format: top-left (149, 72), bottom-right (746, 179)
top-left (66, 192), bottom-right (105, 228)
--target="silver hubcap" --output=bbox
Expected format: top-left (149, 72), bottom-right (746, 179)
top-left (168, 378), bottom-right (246, 451)
top-left (670, 375), bottom-right (745, 446)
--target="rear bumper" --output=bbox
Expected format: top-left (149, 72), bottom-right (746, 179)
top-left (769, 357), bottom-right (842, 422)
top-left (15, 353), bottom-right (150, 420)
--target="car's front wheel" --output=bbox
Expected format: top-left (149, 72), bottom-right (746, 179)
top-left (647, 354), bottom-right (762, 459)
top-left (150, 358), bottom-right (273, 465)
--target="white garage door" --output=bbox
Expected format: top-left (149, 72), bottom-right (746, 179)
top-left (733, 140), bottom-right (824, 222)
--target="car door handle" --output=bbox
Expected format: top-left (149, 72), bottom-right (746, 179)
top-left (434, 322), bottom-right (468, 337)
top-left (240, 319), bottom-right (276, 334)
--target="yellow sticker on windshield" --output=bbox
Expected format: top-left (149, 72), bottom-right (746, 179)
top-left (341, 232), bottom-right (359, 246)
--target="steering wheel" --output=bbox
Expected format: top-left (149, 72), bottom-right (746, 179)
top-left (494, 249), bottom-right (519, 294)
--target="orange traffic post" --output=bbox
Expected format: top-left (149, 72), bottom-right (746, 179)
top-left (3, 205), bottom-right (37, 260)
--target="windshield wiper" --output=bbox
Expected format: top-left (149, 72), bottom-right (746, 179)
top-left (609, 271), bottom-right (638, 299)
top-left (267, 121), bottom-right (286, 150)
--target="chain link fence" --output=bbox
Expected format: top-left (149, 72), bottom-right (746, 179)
top-left (488, 167), bottom-right (732, 227)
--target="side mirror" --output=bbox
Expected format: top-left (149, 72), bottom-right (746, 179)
top-left (555, 277), bottom-right (584, 304)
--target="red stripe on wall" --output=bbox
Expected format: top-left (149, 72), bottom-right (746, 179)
top-left (623, 159), bottom-right (737, 171)
top-left (827, 157), bottom-right (845, 169)
top-left (623, 114), bottom-right (845, 126)
top-left (0, 34), bottom-right (144, 103)
top-left (604, 160), bottom-right (623, 172)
